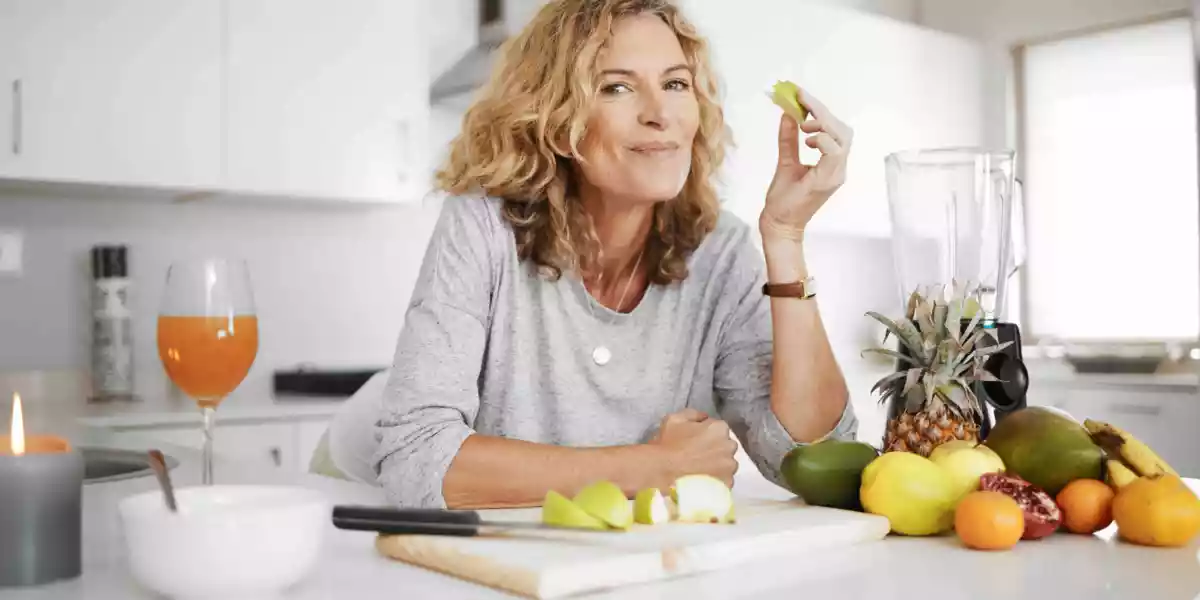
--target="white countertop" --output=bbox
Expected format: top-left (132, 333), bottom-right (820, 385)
top-left (3, 426), bottom-right (1198, 600)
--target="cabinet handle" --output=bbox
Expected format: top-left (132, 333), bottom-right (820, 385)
top-left (1109, 403), bottom-right (1161, 416)
top-left (270, 446), bottom-right (282, 467)
top-left (11, 79), bottom-right (21, 156)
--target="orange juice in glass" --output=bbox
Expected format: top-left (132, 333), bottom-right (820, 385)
top-left (157, 259), bottom-right (257, 485)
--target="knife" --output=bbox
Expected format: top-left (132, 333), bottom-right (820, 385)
top-left (331, 505), bottom-right (619, 537)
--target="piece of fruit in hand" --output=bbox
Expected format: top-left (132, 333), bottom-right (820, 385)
top-left (768, 80), bottom-right (809, 123)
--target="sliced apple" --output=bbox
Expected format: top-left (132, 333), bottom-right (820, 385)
top-left (573, 480), bottom-right (633, 530)
top-left (672, 474), bottom-right (735, 524)
top-left (633, 488), bottom-right (672, 525)
top-left (542, 490), bottom-right (607, 530)
top-left (768, 80), bottom-right (809, 123)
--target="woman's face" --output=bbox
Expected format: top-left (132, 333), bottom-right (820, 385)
top-left (576, 13), bottom-right (700, 207)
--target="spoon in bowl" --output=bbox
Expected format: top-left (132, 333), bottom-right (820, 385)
top-left (148, 449), bottom-right (178, 513)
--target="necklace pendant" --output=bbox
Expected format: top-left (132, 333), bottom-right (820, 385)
top-left (592, 346), bottom-right (612, 366)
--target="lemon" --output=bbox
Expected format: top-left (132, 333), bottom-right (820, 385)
top-left (861, 452), bottom-right (957, 536)
top-left (929, 440), bottom-right (1006, 505)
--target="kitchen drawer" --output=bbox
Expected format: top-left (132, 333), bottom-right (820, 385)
top-left (1024, 389), bottom-right (1076, 418)
top-left (113, 422), bottom-right (297, 472)
top-left (1065, 389), bottom-right (1200, 478)
top-left (294, 419), bottom-right (332, 472)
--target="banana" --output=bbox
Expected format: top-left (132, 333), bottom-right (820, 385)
top-left (1105, 459), bottom-right (1139, 490)
top-left (1084, 419), bottom-right (1178, 478)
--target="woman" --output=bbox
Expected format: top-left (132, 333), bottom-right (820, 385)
top-left (373, 0), bottom-right (857, 509)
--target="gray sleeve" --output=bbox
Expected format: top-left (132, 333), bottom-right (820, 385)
top-left (373, 195), bottom-right (496, 508)
top-left (712, 225), bottom-right (858, 489)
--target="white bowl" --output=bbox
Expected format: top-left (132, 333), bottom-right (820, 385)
top-left (118, 484), bottom-right (330, 600)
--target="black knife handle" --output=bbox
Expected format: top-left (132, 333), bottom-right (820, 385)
top-left (331, 505), bottom-right (484, 537)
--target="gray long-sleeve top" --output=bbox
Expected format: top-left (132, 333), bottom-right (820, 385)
top-left (373, 193), bottom-right (858, 508)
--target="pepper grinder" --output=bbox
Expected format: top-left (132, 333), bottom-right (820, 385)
top-left (89, 245), bottom-right (135, 402)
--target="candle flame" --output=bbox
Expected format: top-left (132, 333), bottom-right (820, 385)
top-left (11, 393), bottom-right (24, 455)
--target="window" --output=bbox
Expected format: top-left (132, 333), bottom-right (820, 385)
top-left (1020, 17), bottom-right (1199, 342)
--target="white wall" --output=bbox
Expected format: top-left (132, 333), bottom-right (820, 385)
top-left (824, 0), bottom-right (919, 23)
top-left (0, 190), bottom-right (443, 405)
top-left (678, 0), bottom-right (987, 238)
top-left (919, 0), bottom-right (1188, 43)
top-left (918, 0), bottom-right (1191, 149)
top-left (0, 0), bottom-right (930, 423)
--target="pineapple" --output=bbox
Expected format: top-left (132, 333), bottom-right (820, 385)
top-left (863, 283), bottom-right (1012, 457)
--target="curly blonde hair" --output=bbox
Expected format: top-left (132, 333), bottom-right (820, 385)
top-left (434, 0), bottom-right (730, 285)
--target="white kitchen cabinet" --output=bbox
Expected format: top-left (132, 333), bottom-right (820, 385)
top-left (0, 4), bottom-right (17, 177)
top-left (0, 0), bottom-right (223, 189)
top-left (1028, 381), bottom-right (1200, 479)
top-left (1067, 388), bottom-right (1200, 479)
top-left (118, 421), bottom-right (298, 472)
top-left (224, 0), bottom-right (429, 203)
top-left (103, 415), bottom-right (336, 475)
top-left (294, 420), bottom-right (332, 472)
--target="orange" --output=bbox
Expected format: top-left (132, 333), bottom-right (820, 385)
top-left (1113, 474), bottom-right (1200, 547)
top-left (1056, 478), bottom-right (1115, 534)
top-left (954, 491), bottom-right (1025, 550)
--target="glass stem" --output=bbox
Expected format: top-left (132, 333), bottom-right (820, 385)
top-left (201, 406), bottom-right (216, 485)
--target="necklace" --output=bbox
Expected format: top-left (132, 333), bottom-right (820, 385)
top-left (586, 246), bottom-right (645, 366)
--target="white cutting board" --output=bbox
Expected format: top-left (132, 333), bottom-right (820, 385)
top-left (374, 497), bottom-right (891, 598)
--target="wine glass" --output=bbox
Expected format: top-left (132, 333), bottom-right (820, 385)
top-left (156, 259), bottom-right (258, 485)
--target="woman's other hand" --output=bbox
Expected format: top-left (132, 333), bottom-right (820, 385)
top-left (760, 87), bottom-right (853, 241)
top-left (648, 408), bottom-right (738, 488)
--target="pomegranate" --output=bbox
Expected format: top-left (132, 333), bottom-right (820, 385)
top-left (979, 472), bottom-right (1062, 540)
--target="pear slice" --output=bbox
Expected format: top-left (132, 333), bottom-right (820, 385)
top-left (633, 488), bottom-right (671, 525)
top-left (542, 490), bottom-right (607, 530)
top-left (672, 474), bottom-right (735, 524)
top-left (573, 480), bottom-right (633, 530)
top-left (768, 80), bottom-right (809, 123)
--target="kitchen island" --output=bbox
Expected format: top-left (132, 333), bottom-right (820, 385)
top-left (3, 424), bottom-right (1198, 600)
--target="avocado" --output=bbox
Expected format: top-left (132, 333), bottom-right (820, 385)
top-left (780, 439), bottom-right (879, 510)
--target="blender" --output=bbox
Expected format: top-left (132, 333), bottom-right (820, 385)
top-left (883, 147), bottom-right (1028, 438)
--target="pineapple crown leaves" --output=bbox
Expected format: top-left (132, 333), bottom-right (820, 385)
top-left (862, 281), bottom-right (1013, 421)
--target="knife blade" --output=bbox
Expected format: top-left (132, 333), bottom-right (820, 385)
top-left (331, 505), bottom-right (620, 537)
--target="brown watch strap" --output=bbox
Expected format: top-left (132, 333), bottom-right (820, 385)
top-left (762, 279), bottom-right (814, 298)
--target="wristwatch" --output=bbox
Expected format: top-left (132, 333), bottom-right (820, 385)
top-left (762, 276), bottom-right (817, 299)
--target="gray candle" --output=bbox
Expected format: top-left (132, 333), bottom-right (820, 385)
top-left (0, 394), bottom-right (84, 587)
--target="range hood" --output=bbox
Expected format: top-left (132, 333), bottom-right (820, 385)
top-left (430, 0), bottom-right (544, 106)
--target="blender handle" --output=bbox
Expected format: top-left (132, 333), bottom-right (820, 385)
top-left (1009, 177), bottom-right (1027, 278)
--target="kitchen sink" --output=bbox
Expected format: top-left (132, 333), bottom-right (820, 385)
top-left (82, 446), bottom-right (178, 484)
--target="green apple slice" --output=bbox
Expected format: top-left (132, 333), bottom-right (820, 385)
top-left (542, 490), bottom-right (607, 530)
top-left (573, 481), bottom-right (633, 530)
top-left (769, 80), bottom-right (809, 123)
top-left (672, 474), bottom-right (735, 524)
top-left (633, 488), bottom-right (671, 525)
